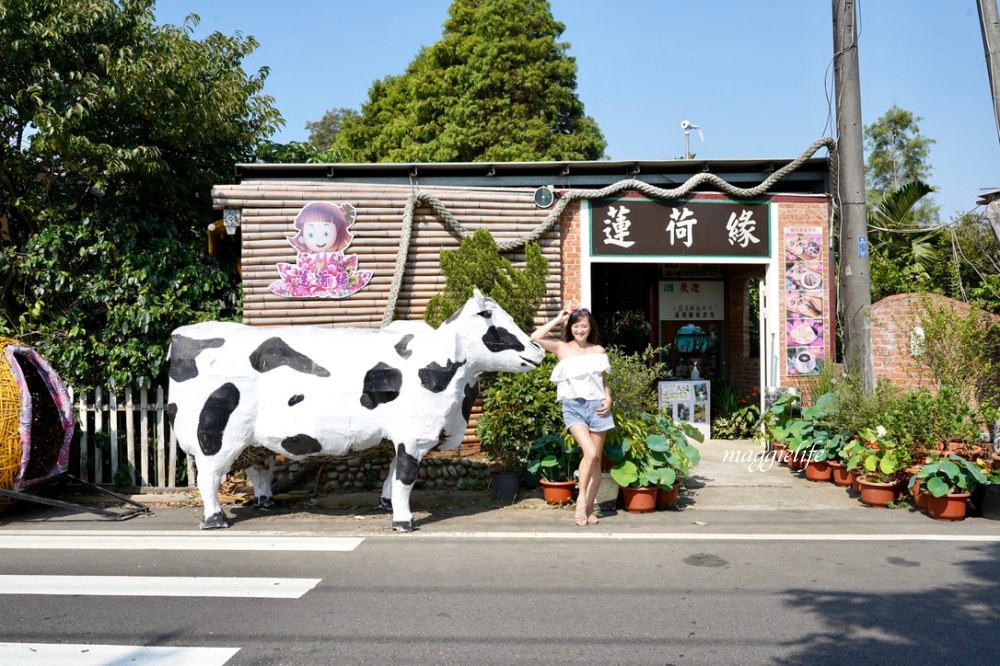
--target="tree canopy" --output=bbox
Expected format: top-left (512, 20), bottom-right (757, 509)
top-left (0, 0), bottom-right (281, 388)
top-left (335, 0), bottom-right (606, 163)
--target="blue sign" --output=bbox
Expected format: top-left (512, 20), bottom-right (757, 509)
top-left (858, 236), bottom-right (868, 258)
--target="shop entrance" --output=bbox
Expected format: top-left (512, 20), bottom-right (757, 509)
top-left (589, 262), bottom-right (763, 394)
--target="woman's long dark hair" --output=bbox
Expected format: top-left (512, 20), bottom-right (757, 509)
top-left (563, 308), bottom-right (600, 344)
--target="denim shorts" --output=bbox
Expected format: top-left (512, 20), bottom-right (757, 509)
top-left (561, 398), bottom-right (615, 433)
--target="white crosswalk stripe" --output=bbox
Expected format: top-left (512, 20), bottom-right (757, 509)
top-left (0, 530), bottom-right (364, 551)
top-left (0, 642), bottom-right (239, 665)
top-left (0, 530), bottom-right (361, 664)
top-left (0, 574), bottom-right (320, 598)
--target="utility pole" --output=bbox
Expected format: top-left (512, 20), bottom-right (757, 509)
top-left (977, 0), bottom-right (1000, 246)
top-left (832, 0), bottom-right (874, 391)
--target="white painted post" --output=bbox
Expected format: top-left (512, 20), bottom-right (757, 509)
top-left (140, 383), bottom-right (150, 488)
top-left (94, 386), bottom-right (103, 484)
top-left (109, 390), bottom-right (119, 484)
top-left (124, 386), bottom-right (136, 485)
top-left (155, 386), bottom-right (166, 488)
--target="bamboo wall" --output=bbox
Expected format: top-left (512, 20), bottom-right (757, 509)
top-left (211, 182), bottom-right (566, 328)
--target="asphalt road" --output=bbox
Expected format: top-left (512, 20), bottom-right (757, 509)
top-left (1, 505), bottom-right (998, 665)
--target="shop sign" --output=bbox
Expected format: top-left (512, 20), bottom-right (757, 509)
top-left (590, 197), bottom-right (770, 258)
top-left (658, 281), bottom-right (724, 321)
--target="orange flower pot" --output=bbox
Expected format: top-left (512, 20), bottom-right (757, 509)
top-left (924, 492), bottom-right (970, 521)
top-left (828, 461), bottom-right (852, 487)
top-left (804, 460), bottom-right (832, 482)
top-left (622, 486), bottom-right (657, 513)
top-left (539, 480), bottom-right (577, 506)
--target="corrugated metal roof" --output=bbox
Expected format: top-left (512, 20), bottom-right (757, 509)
top-left (233, 157), bottom-right (831, 194)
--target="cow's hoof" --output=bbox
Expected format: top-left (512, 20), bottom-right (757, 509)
top-left (378, 497), bottom-right (392, 512)
top-left (392, 520), bottom-right (416, 533)
top-left (200, 511), bottom-right (231, 530)
top-left (254, 495), bottom-right (275, 510)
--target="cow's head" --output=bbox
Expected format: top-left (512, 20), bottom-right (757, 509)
top-left (442, 289), bottom-right (544, 374)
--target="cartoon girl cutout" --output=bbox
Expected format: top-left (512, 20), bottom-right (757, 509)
top-left (269, 201), bottom-right (373, 298)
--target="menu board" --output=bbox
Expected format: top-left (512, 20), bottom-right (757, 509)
top-left (784, 228), bottom-right (825, 376)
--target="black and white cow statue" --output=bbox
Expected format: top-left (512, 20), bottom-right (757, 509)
top-left (167, 289), bottom-right (544, 532)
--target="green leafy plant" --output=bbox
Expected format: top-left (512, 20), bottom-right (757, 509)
top-left (605, 345), bottom-right (668, 418)
top-left (848, 427), bottom-right (912, 483)
top-left (476, 356), bottom-right (562, 473)
top-left (711, 382), bottom-right (760, 440)
top-left (526, 433), bottom-right (581, 483)
top-left (423, 228), bottom-right (548, 332)
top-left (604, 410), bottom-right (702, 489)
top-left (910, 453), bottom-right (988, 498)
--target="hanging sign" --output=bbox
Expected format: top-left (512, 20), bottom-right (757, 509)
top-left (590, 197), bottom-right (770, 258)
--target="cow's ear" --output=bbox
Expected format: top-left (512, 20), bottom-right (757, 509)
top-left (473, 288), bottom-right (486, 310)
top-left (339, 203), bottom-right (357, 227)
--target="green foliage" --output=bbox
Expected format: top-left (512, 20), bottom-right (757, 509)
top-left (864, 105), bottom-right (936, 212)
top-left (335, 0), bottom-right (606, 162)
top-left (710, 381), bottom-right (760, 440)
top-left (0, 0), bottom-right (280, 388)
top-left (305, 107), bottom-right (359, 151)
top-left (603, 410), bottom-right (701, 489)
top-left (605, 345), bottom-right (666, 418)
top-left (848, 428), bottom-right (911, 483)
top-left (911, 453), bottom-right (987, 498)
top-left (526, 432), bottom-right (580, 483)
top-left (476, 355), bottom-right (562, 472)
top-left (915, 295), bottom-right (1000, 419)
top-left (423, 228), bottom-right (548, 332)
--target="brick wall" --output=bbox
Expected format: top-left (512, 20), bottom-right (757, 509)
top-left (871, 293), bottom-right (999, 391)
top-left (724, 265), bottom-right (763, 393)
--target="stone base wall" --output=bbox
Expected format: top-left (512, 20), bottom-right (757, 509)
top-left (269, 451), bottom-right (493, 495)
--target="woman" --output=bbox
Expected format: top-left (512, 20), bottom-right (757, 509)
top-left (531, 307), bottom-right (614, 526)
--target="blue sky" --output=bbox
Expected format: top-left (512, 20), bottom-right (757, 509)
top-left (155, 0), bottom-right (999, 220)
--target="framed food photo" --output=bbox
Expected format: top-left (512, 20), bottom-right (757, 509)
top-left (787, 346), bottom-right (825, 376)
top-left (787, 318), bottom-right (823, 348)
top-left (785, 261), bottom-right (823, 291)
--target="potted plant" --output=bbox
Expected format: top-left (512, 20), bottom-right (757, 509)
top-left (971, 466), bottom-right (1000, 520)
top-left (849, 427), bottom-right (911, 507)
top-left (909, 453), bottom-right (988, 520)
top-left (604, 410), bottom-right (702, 513)
top-left (477, 356), bottom-right (562, 503)
top-left (784, 392), bottom-right (842, 482)
top-left (527, 433), bottom-right (581, 505)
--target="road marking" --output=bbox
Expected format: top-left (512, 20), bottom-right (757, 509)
top-left (370, 531), bottom-right (1000, 542)
top-left (0, 575), bottom-right (320, 598)
top-left (0, 642), bottom-right (239, 665)
top-left (0, 531), bottom-right (363, 551)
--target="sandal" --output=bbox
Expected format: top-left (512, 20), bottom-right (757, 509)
top-left (587, 512), bottom-right (599, 525)
top-left (574, 505), bottom-right (588, 527)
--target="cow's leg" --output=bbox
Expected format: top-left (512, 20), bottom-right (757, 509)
top-left (390, 443), bottom-right (423, 532)
top-left (196, 456), bottom-right (231, 530)
top-left (379, 457), bottom-right (396, 511)
top-left (246, 459), bottom-right (275, 510)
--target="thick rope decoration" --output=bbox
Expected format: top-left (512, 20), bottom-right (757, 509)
top-left (382, 137), bottom-right (837, 326)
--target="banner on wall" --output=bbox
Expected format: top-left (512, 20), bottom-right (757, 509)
top-left (268, 201), bottom-right (373, 299)
top-left (784, 227), bottom-right (824, 376)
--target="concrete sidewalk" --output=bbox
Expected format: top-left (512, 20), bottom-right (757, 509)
top-left (4, 439), bottom-right (1000, 537)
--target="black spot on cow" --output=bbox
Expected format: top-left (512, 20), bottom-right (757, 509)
top-left (249, 337), bottom-right (331, 377)
top-left (288, 394), bottom-right (304, 406)
top-left (167, 403), bottom-right (178, 428)
top-left (481, 326), bottom-right (525, 353)
top-left (394, 334), bottom-right (415, 359)
top-left (197, 383), bottom-right (240, 457)
top-left (282, 434), bottom-right (323, 456)
top-left (360, 362), bottom-right (402, 409)
top-left (395, 443), bottom-right (419, 485)
top-left (169, 335), bottom-right (225, 382)
top-left (461, 382), bottom-right (479, 422)
top-left (418, 358), bottom-right (466, 393)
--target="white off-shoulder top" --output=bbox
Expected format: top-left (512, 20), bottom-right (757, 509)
top-left (549, 353), bottom-right (611, 401)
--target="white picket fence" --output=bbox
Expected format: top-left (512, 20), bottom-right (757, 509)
top-left (67, 383), bottom-right (194, 489)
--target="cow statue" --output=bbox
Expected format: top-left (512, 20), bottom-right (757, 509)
top-left (167, 289), bottom-right (544, 532)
